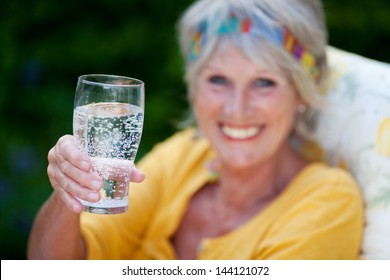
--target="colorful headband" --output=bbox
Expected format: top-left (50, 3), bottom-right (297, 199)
top-left (188, 16), bottom-right (320, 80)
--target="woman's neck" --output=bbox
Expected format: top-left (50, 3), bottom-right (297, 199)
top-left (216, 145), bottom-right (308, 212)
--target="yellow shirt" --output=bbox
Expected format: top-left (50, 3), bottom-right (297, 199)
top-left (80, 128), bottom-right (364, 259)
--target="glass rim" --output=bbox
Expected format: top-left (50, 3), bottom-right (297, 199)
top-left (78, 74), bottom-right (144, 87)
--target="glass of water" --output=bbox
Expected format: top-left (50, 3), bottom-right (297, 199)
top-left (73, 74), bottom-right (144, 214)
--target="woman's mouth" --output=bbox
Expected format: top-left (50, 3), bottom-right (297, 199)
top-left (221, 125), bottom-right (262, 140)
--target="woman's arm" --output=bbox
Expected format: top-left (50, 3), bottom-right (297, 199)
top-left (27, 192), bottom-right (86, 259)
top-left (27, 135), bottom-right (146, 259)
top-left (27, 135), bottom-right (102, 259)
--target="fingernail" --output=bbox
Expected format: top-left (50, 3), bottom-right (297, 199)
top-left (91, 180), bottom-right (102, 190)
top-left (80, 161), bottom-right (90, 171)
top-left (72, 203), bottom-right (83, 213)
top-left (87, 192), bottom-right (99, 202)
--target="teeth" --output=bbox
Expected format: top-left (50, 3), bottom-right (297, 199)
top-left (222, 126), bottom-right (259, 139)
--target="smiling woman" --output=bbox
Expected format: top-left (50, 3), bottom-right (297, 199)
top-left (194, 45), bottom-right (304, 172)
top-left (28, 0), bottom-right (364, 260)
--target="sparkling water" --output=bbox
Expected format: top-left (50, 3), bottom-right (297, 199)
top-left (73, 102), bottom-right (143, 214)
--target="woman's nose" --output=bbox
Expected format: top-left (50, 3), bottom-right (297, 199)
top-left (224, 89), bottom-right (250, 118)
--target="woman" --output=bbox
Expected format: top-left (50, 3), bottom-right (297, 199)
top-left (28, 0), bottom-right (364, 259)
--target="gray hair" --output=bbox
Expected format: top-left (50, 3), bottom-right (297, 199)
top-left (177, 0), bottom-right (328, 140)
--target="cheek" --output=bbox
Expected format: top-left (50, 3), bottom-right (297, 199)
top-left (193, 91), bottom-right (210, 126)
top-left (260, 94), bottom-right (298, 127)
top-left (193, 88), bottom-right (223, 116)
top-left (193, 90), bottom-right (205, 112)
top-left (276, 108), bottom-right (297, 137)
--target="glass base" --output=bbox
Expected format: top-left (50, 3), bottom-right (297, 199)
top-left (83, 205), bottom-right (128, 214)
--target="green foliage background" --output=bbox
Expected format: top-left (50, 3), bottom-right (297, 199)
top-left (0, 0), bottom-right (389, 259)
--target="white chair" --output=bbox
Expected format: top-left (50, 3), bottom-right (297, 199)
top-left (304, 47), bottom-right (390, 259)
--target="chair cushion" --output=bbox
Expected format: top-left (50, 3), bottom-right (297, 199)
top-left (304, 46), bottom-right (390, 259)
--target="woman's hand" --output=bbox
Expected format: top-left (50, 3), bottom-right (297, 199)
top-left (47, 135), bottom-right (145, 213)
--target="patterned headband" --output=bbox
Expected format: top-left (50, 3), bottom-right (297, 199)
top-left (188, 16), bottom-right (320, 80)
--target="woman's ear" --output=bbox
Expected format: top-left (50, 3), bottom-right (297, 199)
top-left (297, 103), bottom-right (307, 113)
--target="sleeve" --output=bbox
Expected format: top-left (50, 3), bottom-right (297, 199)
top-left (255, 169), bottom-right (365, 260)
top-left (80, 141), bottom-right (169, 259)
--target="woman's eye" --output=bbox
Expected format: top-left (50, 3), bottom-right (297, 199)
top-left (209, 75), bottom-right (228, 86)
top-left (253, 78), bottom-right (276, 88)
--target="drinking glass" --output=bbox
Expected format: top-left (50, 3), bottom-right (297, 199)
top-left (73, 74), bottom-right (144, 214)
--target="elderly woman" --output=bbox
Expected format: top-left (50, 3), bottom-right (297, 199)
top-left (28, 0), bottom-right (364, 259)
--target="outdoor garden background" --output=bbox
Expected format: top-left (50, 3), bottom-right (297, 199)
top-left (0, 0), bottom-right (389, 259)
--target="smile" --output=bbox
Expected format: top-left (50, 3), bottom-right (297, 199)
top-left (221, 125), bottom-right (261, 140)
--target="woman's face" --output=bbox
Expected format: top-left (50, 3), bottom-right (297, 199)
top-left (194, 45), bottom-right (303, 169)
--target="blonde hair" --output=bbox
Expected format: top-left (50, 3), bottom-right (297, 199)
top-left (177, 0), bottom-right (328, 140)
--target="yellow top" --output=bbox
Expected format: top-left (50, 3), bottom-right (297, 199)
top-left (80, 128), bottom-right (364, 260)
